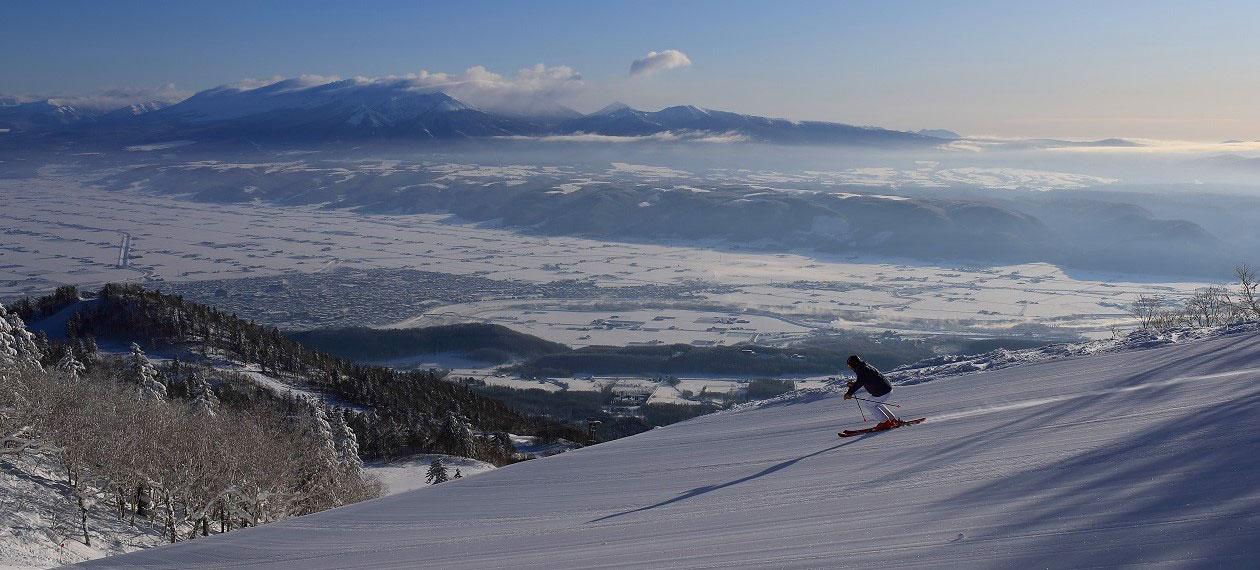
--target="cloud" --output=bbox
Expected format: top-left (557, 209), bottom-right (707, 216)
top-left (629, 50), bottom-right (692, 77)
top-left (1044, 138), bottom-right (1260, 155)
top-left (205, 66), bottom-right (584, 116)
top-left (927, 134), bottom-right (1260, 156)
top-left (43, 84), bottom-right (191, 111)
top-left (404, 64), bottom-right (584, 114)
top-left (803, 165), bottom-right (1116, 191)
top-left (223, 77), bottom-right (287, 91)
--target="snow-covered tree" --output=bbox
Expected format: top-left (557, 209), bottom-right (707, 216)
top-left (57, 351), bottom-right (86, 381)
top-left (1, 303), bottom-right (40, 458)
top-left (307, 400), bottom-right (339, 467)
top-left (129, 343), bottom-right (165, 401)
top-left (76, 335), bottom-right (98, 360)
top-left (0, 303), bottom-right (44, 373)
top-left (329, 409), bottom-right (362, 472)
top-left (189, 371), bottom-right (218, 417)
top-left (426, 458), bottom-right (449, 484)
top-left (0, 309), bottom-right (19, 372)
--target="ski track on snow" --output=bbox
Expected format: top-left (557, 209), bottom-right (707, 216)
top-left (928, 366), bottom-right (1260, 423)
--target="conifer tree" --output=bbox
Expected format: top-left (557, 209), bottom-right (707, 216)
top-left (492, 432), bottom-right (516, 461)
top-left (189, 371), bottom-right (219, 417)
top-left (1, 303), bottom-right (44, 373)
top-left (329, 409), bottom-right (363, 472)
top-left (129, 343), bottom-right (165, 401)
top-left (437, 411), bottom-right (476, 458)
top-left (308, 401), bottom-right (339, 467)
top-left (57, 351), bottom-right (86, 382)
top-left (77, 335), bottom-right (98, 361)
top-left (426, 458), bottom-right (449, 484)
top-left (0, 305), bottom-right (21, 371)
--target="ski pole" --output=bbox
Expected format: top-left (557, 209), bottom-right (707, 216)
top-left (854, 398), bottom-right (866, 422)
top-left (851, 396), bottom-right (901, 408)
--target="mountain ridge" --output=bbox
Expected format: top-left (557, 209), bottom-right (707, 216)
top-left (2, 79), bottom-right (939, 147)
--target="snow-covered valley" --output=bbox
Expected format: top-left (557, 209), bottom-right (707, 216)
top-left (0, 172), bottom-right (1215, 342)
top-left (78, 327), bottom-right (1260, 568)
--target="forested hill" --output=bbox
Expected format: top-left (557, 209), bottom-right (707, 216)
top-left (287, 323), bottom-right (1054, 378)
top-left (51, 284), bottom-right (589, 457)
top-left (289, 323), bottom-right (570, 364)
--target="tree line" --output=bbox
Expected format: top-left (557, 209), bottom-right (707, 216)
top-left (289, 323), bottom-right (570, 364)
top-left (1129, 264), bottom-right (1260, 330)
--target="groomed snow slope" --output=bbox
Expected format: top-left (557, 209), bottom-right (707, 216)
top-left (81, 331), bottom-right (1260, 568)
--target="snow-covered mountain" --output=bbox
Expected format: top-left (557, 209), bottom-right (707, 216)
top-left (2, 78), bottom-right (940, 147)
top-left (0, 98), bottom-right (96, 131)
top-left (483, 98), bottom-right (583, 121)
top-left (80, 326), bottom-right (1260, 568)
top-left (98, 100), bottom-right (170, 121)
top-left (559, 103), bottom-right (935, 145)
top-left (590, 101), bottom-right (633, 115)
top-left (137, 77), bottom-right (540, 140)
top-left (0, 97), bottom-right (174, 132)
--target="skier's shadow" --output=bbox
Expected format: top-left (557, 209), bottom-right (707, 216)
top-left (588, 435), bottom-right (871, 523)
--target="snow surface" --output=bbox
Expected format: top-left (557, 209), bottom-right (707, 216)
top-left (78, 328), bottom-right (1260, 568)
top-left (364, 454), bottom-right (496, 496)
top-left (1, 453), bottom-right (166, 569)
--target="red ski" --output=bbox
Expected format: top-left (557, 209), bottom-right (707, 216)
top-left (838, 417), bottom-right (925, 438)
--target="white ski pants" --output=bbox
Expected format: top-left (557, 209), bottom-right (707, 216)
top-left (857, 393), bottom-right (896, 423)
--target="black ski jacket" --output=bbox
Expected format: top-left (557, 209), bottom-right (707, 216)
top-left (845, 358), bottom-right (892, 398)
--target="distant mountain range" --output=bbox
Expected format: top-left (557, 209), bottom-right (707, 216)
top-left (0, 96), bottom-right (172, 132)
top-left (0, 99), bottom-right (99, 131)
top-left (1, 78), bottom-right (949, 147)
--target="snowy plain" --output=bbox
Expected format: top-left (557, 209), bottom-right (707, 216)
top-left (0, 173), bottom-right (1210, 343)
top-left (78, 327), bottom-right (1260, 568)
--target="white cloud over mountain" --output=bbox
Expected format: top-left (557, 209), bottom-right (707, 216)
top-left (408, 64), bottom-right (583, 107)
top-left (38, 84), bottom-right (191, 111)
top-left (203, 65), bottom-right (585, 117)
top-left (629, 50), bottom-right (692, 77)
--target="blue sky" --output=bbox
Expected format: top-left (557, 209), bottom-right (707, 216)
top-left (4, 0), bottom-right (1257, 139)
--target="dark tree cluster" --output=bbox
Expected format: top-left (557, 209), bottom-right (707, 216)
top-left (6, 284), bottom-right (81, 322)
top-left (289, 323), bottom-right (570, 364)
top-left (57, 284), bottom-right (588, 461)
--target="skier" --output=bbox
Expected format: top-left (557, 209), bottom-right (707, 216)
top-left (843, 354), bottom-right (900, 430)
